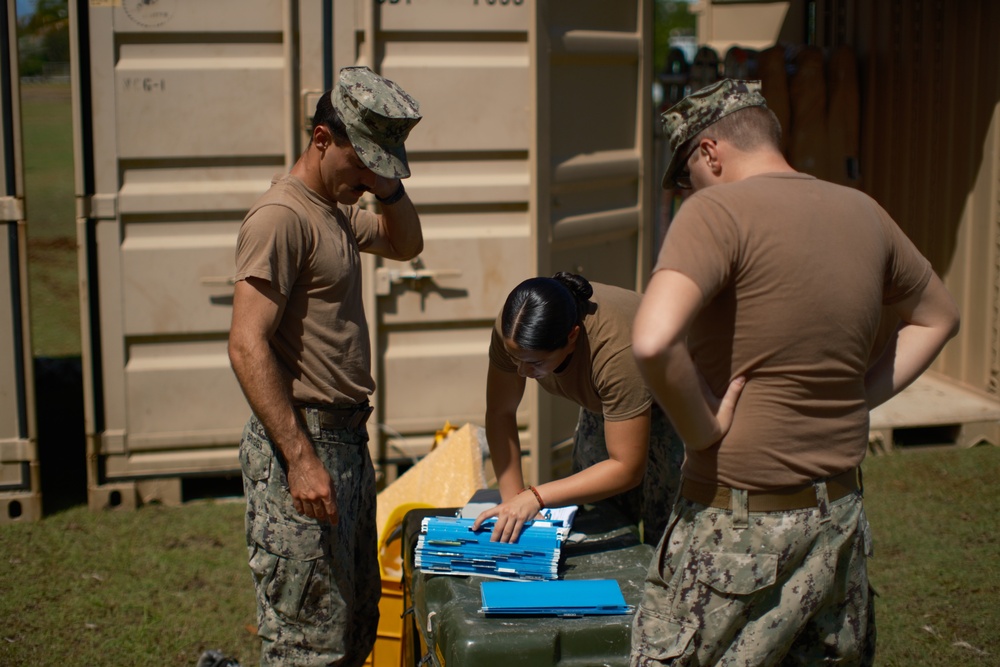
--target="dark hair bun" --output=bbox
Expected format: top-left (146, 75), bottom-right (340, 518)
top-left (553, 271), bottom-right (593, 302)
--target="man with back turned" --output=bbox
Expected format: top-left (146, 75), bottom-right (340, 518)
top-left (629, 79), bottom-right (960, 665)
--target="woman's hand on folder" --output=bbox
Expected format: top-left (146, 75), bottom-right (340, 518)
top-left (472, 490), bottom-right (544, 543)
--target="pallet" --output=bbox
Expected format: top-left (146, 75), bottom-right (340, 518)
top-left (88, 473), bottom-right (244, 511)
top-left (0, 459), bottom-right (43, 524)
top-left (0, 490), bottom-right (43, 524)
top-left (868, 371), bottom-right (1000, 454)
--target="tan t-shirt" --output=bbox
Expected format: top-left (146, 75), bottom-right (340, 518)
top-left (489, 282), bottom-right (651, 421)
top-left (656, 172), bottom-right (932, 489)
top-left (234, 174), bottom-right (381, 405)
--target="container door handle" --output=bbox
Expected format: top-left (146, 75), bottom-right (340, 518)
top-left (200, 275), bottom-right (236, 287)
top-left (375, 267), bottom-right (461, 296)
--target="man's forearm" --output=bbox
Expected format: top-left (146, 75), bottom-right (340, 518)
top-left (379, 188), bottom-right (423, 260)
top-left (865, 320), bottom-right (957, 409)
top-left (230, 336), bottom-right (316, 465)
top-left (866, 272), bottom-right (960, 409)
top-left (637, 340), bottom-right (722, 450)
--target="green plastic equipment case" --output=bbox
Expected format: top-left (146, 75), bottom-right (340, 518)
top-left (403, 504), bottom-right (655, 666)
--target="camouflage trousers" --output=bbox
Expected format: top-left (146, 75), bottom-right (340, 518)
top-left (572, 406), bottom-right (685, 545)
top-left (240, 415), bottom-right (380, 667)
top-left (630, 485), bottom-right (876, 667)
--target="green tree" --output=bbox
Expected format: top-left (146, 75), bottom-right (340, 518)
top-left (654, 0), bottom-right (697, 73)
top-left (16, 0), bottom-right (70, 78)
top-left (22, 0), bottom-right (69, 31)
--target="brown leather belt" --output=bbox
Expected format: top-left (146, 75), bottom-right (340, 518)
top-left (680, 468), bottom-right (860, 512)
top-left (298, 402), bottom-right (373, 431)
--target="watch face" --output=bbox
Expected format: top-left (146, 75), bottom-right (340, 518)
top-left (122, 0), bottom-right (177, 28)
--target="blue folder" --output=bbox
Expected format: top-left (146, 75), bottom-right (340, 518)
top-left (416, 516), bottom-right (563, 580)
top-left (479, 579), bottom-right (632, 617)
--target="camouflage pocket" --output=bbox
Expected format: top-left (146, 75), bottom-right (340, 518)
top-left (697, 551), bottom-right (778, 595)
top-left (630, 608), bottom-right (697, 662)
top-left (251, 512), bottom-right (328, 561)
top-left (240, 425), bottom-right (272, 482)
top-left (250, 518), bottom-right (329, 628)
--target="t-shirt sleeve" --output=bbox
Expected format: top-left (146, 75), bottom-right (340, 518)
top-left (595, 347), bottom-right (652, 421)
top-left (234, 204), bottom-right (309, 298)
top-left (488, 315), bottom-right (517, 373)
top-left (653, 194), bottom-right (740, 302)
top-left (343, 203), bottom-right (382, 251)
top-left (877, 205), bottom-right (933, 304)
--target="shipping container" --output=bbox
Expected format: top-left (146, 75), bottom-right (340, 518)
top-left (67, 0), bottom-right (653, 509)
top-left (0, 0), bottom-right (41, 523)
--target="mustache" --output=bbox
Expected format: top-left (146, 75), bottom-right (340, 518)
top-left (352, 184), bottom-right (370, 193)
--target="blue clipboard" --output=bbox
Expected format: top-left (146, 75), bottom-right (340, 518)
top-left (479, 579), bottom-right (632, 617)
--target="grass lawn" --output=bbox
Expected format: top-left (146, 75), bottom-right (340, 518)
top-left (7, 77), bottom-right (997, 667)
top-left (20, 80), bottom-right (80, 358)
top-left (863, 445), bottom-right (998, 666)
top-left (0, 500), bottom-right (260, 667)
top-left (0, 445), bottom-right (996, 666)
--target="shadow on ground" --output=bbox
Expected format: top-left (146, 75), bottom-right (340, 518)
top-left (34, 356), bottom-right (88, 514)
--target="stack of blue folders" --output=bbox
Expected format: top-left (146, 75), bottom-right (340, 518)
top-left (415, 516), bottom-right (564, 580)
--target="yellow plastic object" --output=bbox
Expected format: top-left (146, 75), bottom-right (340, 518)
top-left (367, 423), bottom-right (486, 667)
top-left (378, 501), bottom-right (432, 579)
top-left (366, 502), bottom-right (432, 667)
top-left (368, 576), bottom-right (405, 667)
top-left (364, 575), bottom-right (405, 667)
top-left (375, 422), bottom-right (487, 545)
top-left (433, 420), bottom-right (457, 446)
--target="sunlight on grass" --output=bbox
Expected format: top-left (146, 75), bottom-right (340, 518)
top-left (0, 501), bottom-right (259, 666)
top-left (20, 81), bottom-right (80, 357)
top-left (863, 445), bottom-right (999, 666)
top-left (0, 446), bottom-right (995, 666)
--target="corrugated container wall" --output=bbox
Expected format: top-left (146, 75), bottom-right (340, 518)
top-left (69, 0), bottom-right (652, 508)
top-left (0, 0), bottom-right (41, 522)
top-left (695, 0), bottom-right (1000, 405)
top-left (858, 0), bottom-right (1000, 398)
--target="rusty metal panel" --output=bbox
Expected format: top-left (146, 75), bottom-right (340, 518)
top-left (0, 0), bottom-right (41, 522)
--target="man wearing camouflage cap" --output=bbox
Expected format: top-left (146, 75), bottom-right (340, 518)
top-left (228, 66), bottom-right (421, 667)
top-left (629, 78), bottom-right (959, 665)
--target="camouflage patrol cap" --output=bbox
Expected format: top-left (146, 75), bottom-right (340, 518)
top-left (660, 78), bottom-right (767, 189)
top-left (334, 66), bottom-right (422, 179)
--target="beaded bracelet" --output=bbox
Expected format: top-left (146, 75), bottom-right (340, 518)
top-left (524, 485), bottom-right (545, 509)
top-left (375, 181), bottom-right (406, 205)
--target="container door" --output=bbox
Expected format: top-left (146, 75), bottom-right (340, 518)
top-left (362, 0), bottom-right (652, 485)
top-left (537, 0), bottom-right (654, 480)
top-left (71, 0), bottom-right (328, 507)
top-left (0, 0), bottom-right (41, 522)
top-left (357, 0), bottom-right (536, 480)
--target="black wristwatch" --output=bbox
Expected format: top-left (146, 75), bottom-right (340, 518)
top-left (376, 182), bottom-right (406, 205)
